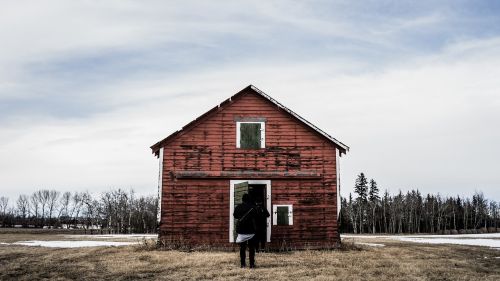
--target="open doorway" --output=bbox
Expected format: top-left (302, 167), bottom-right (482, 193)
top-left (229, 180), bottom-right (271, 243)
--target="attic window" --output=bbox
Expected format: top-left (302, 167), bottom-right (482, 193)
top-left (273, 204), bottom-right (293, 226)
top-left (236, 121), bottom-right (265, 149)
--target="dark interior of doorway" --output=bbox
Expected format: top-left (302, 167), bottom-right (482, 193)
top-left (248, 184), bottom-right (266, 205)
top-left (248, 184), bottom-right (268, 245)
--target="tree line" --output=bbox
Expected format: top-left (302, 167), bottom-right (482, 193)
top-left (339, 173), bottom-right (500, 234)
top-left (0, 189), bottom-right (158, 234)
top-left (3, 176), bottom-right (498, 235)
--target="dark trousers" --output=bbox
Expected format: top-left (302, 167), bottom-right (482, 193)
top-left (256, 230), bottom-right (266, 251)
top-left (239, 237), bottom-right (256, 267)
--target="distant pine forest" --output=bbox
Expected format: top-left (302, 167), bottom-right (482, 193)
top-left (339, 173), bottom-right (500, 234)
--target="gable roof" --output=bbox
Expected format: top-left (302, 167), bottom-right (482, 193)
top-left (150, 85), bottom-right (349, 156)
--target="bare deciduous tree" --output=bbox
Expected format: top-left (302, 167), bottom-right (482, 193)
top-left (0, 196), bottom-right (9, 226)
top-left (47, 190), bottom-right (60, 227)
top-left (16, 195), bottom-right (30, 226)
top-left (58, 191), bottom-right (71, 220)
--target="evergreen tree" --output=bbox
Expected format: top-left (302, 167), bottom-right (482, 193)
top-left (354, 173), bottom-right (368, 202)
top-left (354, 173), bottom-right (368, 232)
top-left (368, 179), bottom-right (379, 233)
top-left (368, 179), bottom-right (379, 202)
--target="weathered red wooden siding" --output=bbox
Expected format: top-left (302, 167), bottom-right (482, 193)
top-left (159, 88), bottom-right (339, 248)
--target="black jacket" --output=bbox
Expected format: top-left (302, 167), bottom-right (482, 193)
top-left (233, 202), bottom-right (257, 234)
top-left (255, 205), bottom-right (270, 232)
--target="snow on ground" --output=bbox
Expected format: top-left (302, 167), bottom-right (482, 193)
top-left (9, 240), bottom-right (136, 248)
top-left (0, 234), bottom-right (158, 248)
top-left (396, 237), bottom-right (500, 249)
top-left (342, 233), bottom-right (500, 239)
top-left (355, 242), bottom-right (385, 247)
top-left (65, 234), bottom-right (158, 239)
top-left (342, 233), bottom-right (500, 250)
top-left (408, 233), bottom-right (500, 239)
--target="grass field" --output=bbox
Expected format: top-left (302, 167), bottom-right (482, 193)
top-left (0, 230), bottom-right (499, 280)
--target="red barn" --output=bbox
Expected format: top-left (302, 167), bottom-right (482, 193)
top-left (151, 85), bottom-right (348, 249)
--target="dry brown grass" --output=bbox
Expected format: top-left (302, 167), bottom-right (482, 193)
top-left (0, 231), bottom-right (499, 280)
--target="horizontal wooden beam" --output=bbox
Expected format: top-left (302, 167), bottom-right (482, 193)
top-left (233, 116), bottom-right (267, 122)
top-left (172, 170), bottom-right (322, 179)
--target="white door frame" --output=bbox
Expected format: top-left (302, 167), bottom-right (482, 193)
top-left (229, 180), bottom-right (271, 243)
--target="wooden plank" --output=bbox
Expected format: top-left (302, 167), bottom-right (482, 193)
top-left (173, 170), bottom-right (322, 179)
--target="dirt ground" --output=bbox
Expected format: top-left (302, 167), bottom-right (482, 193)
top-left (0, 231), bottom-right (499, 281)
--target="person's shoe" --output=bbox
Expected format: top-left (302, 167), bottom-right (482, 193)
top-left (250, 264), bottom-right (256, 269)
top-left (241, 264), bottom-right (246, 268)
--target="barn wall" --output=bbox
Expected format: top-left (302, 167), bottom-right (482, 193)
top-left (160, 179), bottom-right (229, 245)
top-left (270, 179), bottom-right (339, 247)
top-left (159, 89), bottom-right (339, 248)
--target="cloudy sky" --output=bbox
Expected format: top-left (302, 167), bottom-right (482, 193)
top-left (1, 1), bottom-right (499, 202)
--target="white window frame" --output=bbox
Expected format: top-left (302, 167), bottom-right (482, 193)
top-left (336, 148), bottom-right (341, 218)
top-left (157, 147), bottom-right (164, 224)
top-left (229, 180), bottom-right (271, 243)
top-left (236, 121), bottom-right (266, 148)
top-left (273, 204), bottom-right (293, 226)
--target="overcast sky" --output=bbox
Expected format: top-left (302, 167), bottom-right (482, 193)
top-left (1, 1), bottom-right (499, 202)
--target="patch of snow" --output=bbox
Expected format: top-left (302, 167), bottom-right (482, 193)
top-left (356, 242), bottom-right (385, 247)
top-left (342, 233), bottom-right (500, 250)
top-left (404, 233), bottom-right (500, 239)
top-left (65, 234), bottom-right (158, 239)
top-left (342, 235), bottom-right (392, 239)
top-left (11, 240), bottom-right (136, 248)
top-left (342, 233), bottom-right (500, 239)
top-left (393, 237), bottom-right (500, 250)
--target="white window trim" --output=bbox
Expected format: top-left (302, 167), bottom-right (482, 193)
top-left (229, 180), bottom-right (271, 243)
top-left (157, 147), bottom-right (164, 224)
top-left (273, 204), bottom-right (293, 226)
top-left (336, 148), bottom-right (341, 218)
top-left (236, 121), bottom-right (266, 148)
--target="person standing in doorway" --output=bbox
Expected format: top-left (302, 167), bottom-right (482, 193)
top-left (255, 202), bottom-right (270, 252)
top-left (233, 193), bottom-right (258, 268)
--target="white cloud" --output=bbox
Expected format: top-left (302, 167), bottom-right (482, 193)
top-left (1, 2), bottom-right (499, 202)
top-left (2, 36), bottom-right (500, 200)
